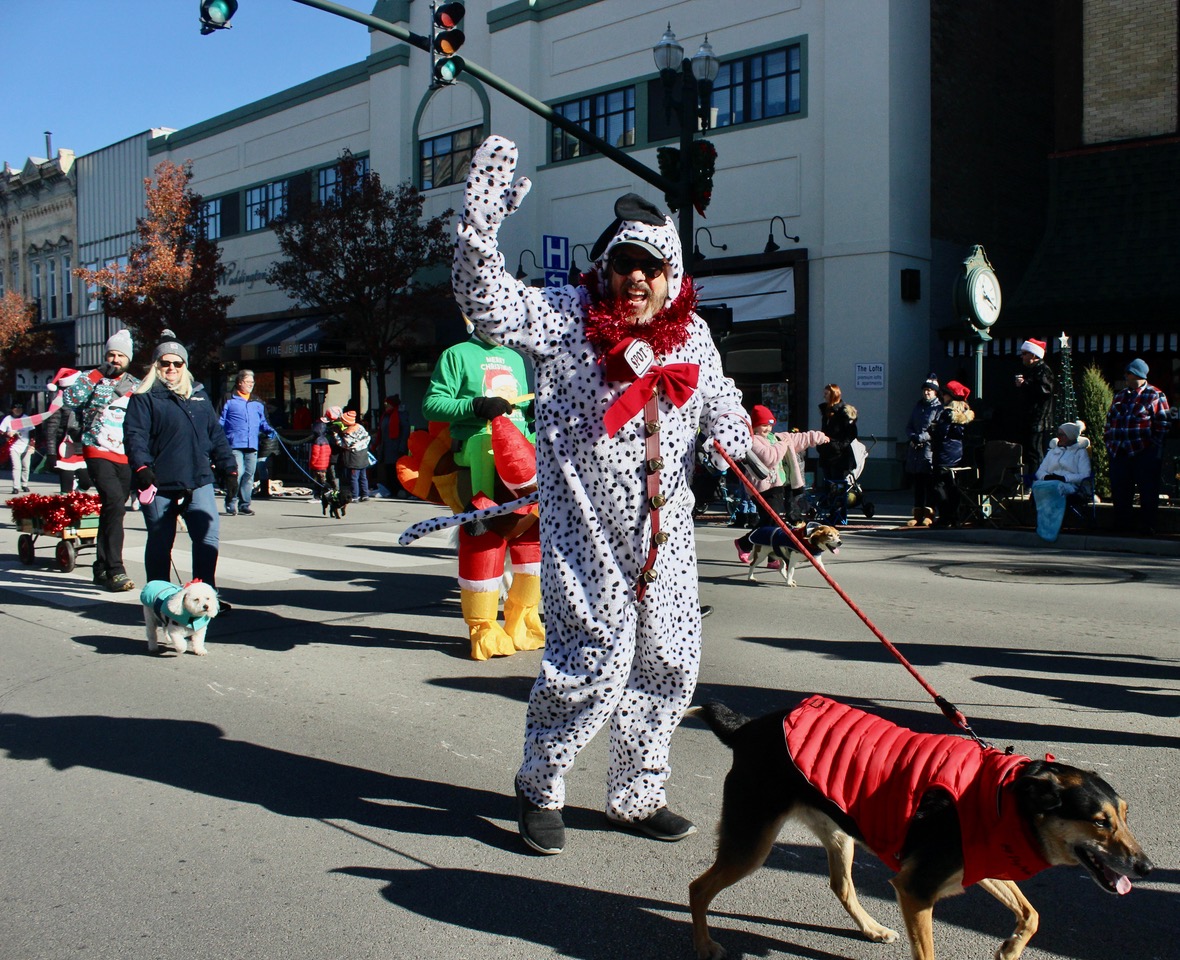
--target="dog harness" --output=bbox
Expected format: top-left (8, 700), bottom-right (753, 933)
top-left (140, 580), bottom-right (212, 631)
top-left (785, 695), bottom-right (1052, 885)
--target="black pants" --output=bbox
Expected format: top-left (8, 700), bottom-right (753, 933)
top-left (932, 467), bottom-right (962, 523)
top-left (1109, 450), bottom-right (1162, 530)
top-left (87, 458), bottom-right (131, 577)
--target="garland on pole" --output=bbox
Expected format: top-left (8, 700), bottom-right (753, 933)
top-left (656, 139), bottom-right (717, 216)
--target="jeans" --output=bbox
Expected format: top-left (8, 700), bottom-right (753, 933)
top-left (348, 466), bottom-right (370, 500)
top-left (87, 458), bottom-right (132, 578)
top-left (228, 448), bottom-right (257, 512)
top-left (142, 483), bottom-right (221, 587)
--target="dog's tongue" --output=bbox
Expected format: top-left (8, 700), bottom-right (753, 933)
top-left (830, 547), bottom-right (840, 555)
top-left (1106, 867), bottom-right (1132, 895)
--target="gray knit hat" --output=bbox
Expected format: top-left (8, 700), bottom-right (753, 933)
top-left (104, 329), bottom-right (134, 359)
top-left (153, 338), bottom-right (189, 365)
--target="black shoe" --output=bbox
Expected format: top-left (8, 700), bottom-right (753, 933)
top-left (225, 508), bottom-right (236, 516)
top-left (606, 807), bottom-right (697, 842)
top-left (516, 782), bottom-right (565, 854)
top-left (699, 604), bottom-right (714, 619)
top-left (358, 496), bottom-right (370, 502)
top-left (218, 600), bottom-right (233, 613)
top-left (93, 562), bottom-right (109, 586)
top-left (238, 508), bottom-right (255, 516)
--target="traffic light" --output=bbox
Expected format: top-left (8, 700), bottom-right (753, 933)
top-left (430, 2), bottom-right (466, 85)
top-left (199, 0), bottom-right (238, 35)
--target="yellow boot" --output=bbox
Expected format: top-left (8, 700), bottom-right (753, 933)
top-left (461, 588), bottom-right (515, 661)
top-left (503, 573), bottom-right (545, 651)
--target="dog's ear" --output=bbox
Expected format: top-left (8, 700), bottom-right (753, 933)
top-left (164, 589), bottom-right (187, 619)
top-left (1012, 759), bottom-right (1066, 814)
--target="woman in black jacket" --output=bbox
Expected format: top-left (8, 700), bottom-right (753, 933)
top-left (124, 338), bottom-right (237, 589)
top-left (816, 383), bottom-right (858, 523)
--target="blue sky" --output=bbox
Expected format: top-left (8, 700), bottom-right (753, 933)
top-left (2, 0), bottom-right (375, 166)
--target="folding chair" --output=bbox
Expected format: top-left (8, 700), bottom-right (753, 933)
top-left (959, 441), bottom-right (1025, 526)
top-left (1063, 476), bottom-right (1098, 529)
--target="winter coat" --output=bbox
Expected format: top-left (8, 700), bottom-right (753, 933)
top-left (903, 396), bottom-right (941, 475)
top-left (1035, 437), bottom-right (1092, 488)
top-left (784, 696), bottom-right (1051, 886)
top-left (778, 430), bottom-right (828, 490)
top-left (817, 402), bottom-right (858, 476)
top-left (336, 423), bottom-right (372, 470)
top-left (309, 420), bottom-right (334, 472)
top-left (931, 400), bottom-right (975, 468)
top-left (125, 381), bottom-right (235, 492)
top-left (746, 432), bottom-right (788, 493)
top-left (1017, 359), bottom-right (1055, 433)
top-left (220, 394), bottom-right (272, 450)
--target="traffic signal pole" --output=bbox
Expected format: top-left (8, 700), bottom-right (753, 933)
top-left (287, 0), bottom-right (677, 199)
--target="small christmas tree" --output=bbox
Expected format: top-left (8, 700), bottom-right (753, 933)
top-left (1055, 332), bottom-right (1079, 424)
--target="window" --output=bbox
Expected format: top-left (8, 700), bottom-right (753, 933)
top-left (48, 259), bottom-right (58, 319)
top-left (32, 262), bottom-right (42, 321)
top-left (711, 45), bottom-right (801, 129)
top-left (318, 155), bottom-right (370, 204)
top-left (84, 261), bottom-right (100, 312)
top-left (420, 125), bottom-right (484, 190)
top-left (245, 179), bottom-right (288, 231)
top-left (62, 255), bottom-right (72, 315)
top-left (0, 266), bottom-right (4, 297)
top-left (551, 86), bottom-right (635, 162)
top-left (200, 198), bottom-right (222, 240)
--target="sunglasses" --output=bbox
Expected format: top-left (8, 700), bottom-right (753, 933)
top-left (158, 359), bottom-right (185, 369)
top-left (609, 254), bottom-right (665, 280)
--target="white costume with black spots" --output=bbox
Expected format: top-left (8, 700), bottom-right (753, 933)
top-left (452, 136), bottom-right (750, 820)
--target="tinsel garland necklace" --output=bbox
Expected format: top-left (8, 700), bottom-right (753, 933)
top-left (583, 277), bottom-right (699, 357)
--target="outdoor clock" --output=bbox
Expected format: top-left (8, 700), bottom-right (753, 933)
top-left (954, 244), bottom-right (1001, 339)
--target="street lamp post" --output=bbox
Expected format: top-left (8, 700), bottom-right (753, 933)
top-left (653, 25), bottom-right (719, 261)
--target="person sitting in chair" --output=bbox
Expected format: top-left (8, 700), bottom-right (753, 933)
top-left (1031, 421), bottom-right (1092, 542)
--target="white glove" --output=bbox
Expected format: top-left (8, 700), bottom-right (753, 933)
top-left (462, 136), bottom-right (532, 238)
top-left (706, 416), bottom-right (753, 472)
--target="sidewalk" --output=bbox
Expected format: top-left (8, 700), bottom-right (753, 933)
top-left (842, 487), bottom-right (1180, 558)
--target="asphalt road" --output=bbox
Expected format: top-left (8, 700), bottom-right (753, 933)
top-left (2, 490), bottom-right (1177, 960)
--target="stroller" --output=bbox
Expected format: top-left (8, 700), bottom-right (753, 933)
top-left (801, 437), bottom-right (876, 524)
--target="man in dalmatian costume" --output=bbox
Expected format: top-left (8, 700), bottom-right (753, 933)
top-left (452, 135), bottom-right (751, 854)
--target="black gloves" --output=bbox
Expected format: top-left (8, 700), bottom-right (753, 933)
top-left (224, 472), bottom-right (240, 501)
top-left (471, 396), bottom-right (513, 420)
top-left (134, 466), bottom-right (156, 491)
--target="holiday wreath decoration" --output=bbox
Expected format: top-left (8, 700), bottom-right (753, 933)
top-left (656, 139), bottom-right (717, 216)
top-left (8, 492), bottom-right (102, 536)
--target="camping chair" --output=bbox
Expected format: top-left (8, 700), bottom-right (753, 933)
top-left (1063, 476), bottom-right (1098, 529)
top-left (959, 441), bottom-right (1025, 527)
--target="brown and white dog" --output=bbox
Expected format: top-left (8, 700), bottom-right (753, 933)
top-left (745, 522), bottom-right (841, 586)
top-left (686, 696), bottom-right (1153, 960)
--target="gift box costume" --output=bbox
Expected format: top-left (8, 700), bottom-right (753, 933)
top-left (452, 135), bottom-right (751, 823)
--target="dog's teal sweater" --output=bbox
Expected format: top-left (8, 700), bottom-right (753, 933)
top-left (140, 580), bottom-right (212, 631)
top-left (785, 695), bottom-right (1051, 885)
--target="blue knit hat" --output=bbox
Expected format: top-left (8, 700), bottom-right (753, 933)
top-left (1125, 358), bottom-right (1149, 379)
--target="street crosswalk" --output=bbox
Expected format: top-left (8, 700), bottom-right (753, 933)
top-left (0, 524), bottom-right (454, 609)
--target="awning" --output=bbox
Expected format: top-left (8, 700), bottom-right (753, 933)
top-left (221, 317), bottom-right (341, 362)
top-left (696, 267), bottom-right (795, 323)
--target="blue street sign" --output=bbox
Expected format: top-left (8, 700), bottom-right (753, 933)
top-left (542, 234), bottom-right (569, 271)
top-left (544, 270), bottom-right (567, 288)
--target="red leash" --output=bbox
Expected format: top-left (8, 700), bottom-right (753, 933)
top-left (713, 441), bottom-right (988, 747)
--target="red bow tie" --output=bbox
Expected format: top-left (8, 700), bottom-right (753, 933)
top-left (601, 338), bottom-right (698, 437)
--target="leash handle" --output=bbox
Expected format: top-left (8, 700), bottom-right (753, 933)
top-left (712, 440), bottom-right (982, 741)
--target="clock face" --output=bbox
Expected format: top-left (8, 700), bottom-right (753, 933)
top-left (969, 268), bottom-right (1001, 327)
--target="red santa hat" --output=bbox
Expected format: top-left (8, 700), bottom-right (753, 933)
top-left (492, 417), bottom-right (536, 495)
top-left (944, 380), bottom-right (971, 401)
top-left (750, 405), bottom-right (776, 427)
top-left (1019, 338), bottom-right (1046, 359)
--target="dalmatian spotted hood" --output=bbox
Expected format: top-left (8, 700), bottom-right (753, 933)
top-left (587, 193), bottom-right (686, 306)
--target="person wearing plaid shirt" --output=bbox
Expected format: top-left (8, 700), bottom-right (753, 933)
top-left (1104, 357), bottom-right (1170, 532)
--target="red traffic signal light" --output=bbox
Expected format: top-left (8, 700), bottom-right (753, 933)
top-left (430, 2), bottom-right (466, 85)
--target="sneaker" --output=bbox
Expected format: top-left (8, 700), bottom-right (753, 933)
top-left (358, 496), bottom-right (370, 502)
top-left (606, 807), bottom-right (697, 842)
top-left (733, 539), bottom-right (752, 564)
top-left (238, 508), bottom-right (255, 516)
top-left (767, 558), bottom-right (783, 571)
top-left (224, 508), bottom-right (237, 516)
top-left (218, 600), bottom-right (233, 614)
top-left (21, 487), bottom-right (31, 493)
top-left (92, 562), bottom-right (109, 586)
top-left (10, 489), bottom-right (18, 495)
top-left (516, 781), bottom-right (565, 854)
top-left (699, 604), bottom-right (714, 619)
top-left (107, 573), bottom-right (135, 592)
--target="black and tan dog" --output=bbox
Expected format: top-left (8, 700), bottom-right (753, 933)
top-left (745, 522), bottom-right (841, 586)
top-left (687, 696), bottom-right (1152, 960)
top-left (321, 487), bottom-right (353, 520)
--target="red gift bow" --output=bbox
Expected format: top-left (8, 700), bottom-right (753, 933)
top-left (601, 339), bottom-right (699, 437)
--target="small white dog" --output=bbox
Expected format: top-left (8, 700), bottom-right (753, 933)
top-left (140, 579), bottom-right (220, 655)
